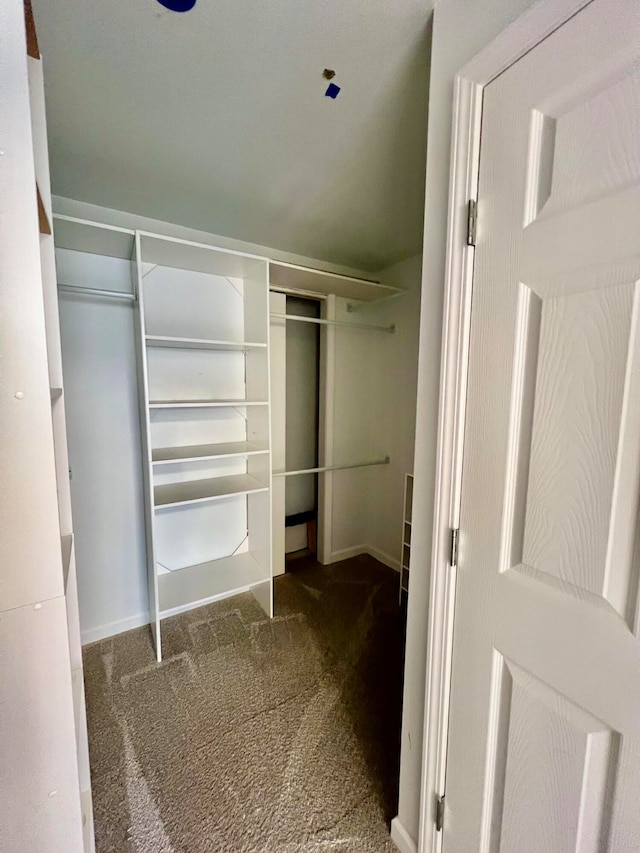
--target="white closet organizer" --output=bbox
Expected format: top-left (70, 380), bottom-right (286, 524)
top-left (135, 234), bottom-right (272, 661)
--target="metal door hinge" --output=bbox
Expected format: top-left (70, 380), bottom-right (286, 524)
top-left (467, 199), bottom-right (477, 247)
top-left (435, 794), bottom-right (445, 832)
top-left (450, 528), bottom-right (459, 568)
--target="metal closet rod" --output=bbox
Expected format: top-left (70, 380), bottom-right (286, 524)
top-left (273, 456), bottom-right (390, 477)
top-left (270, 313), bottom-right (395, 333)
top-left (57, 283), bottom-right (136, 302)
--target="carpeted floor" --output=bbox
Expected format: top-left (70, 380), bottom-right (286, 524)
top-left (83, 555), bottom-right (407, 852)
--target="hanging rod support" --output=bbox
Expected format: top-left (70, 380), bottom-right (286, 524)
top-left (270, 313), bottom-right (395, 333)
top-left (274, 456), bottom-right (390, 477)
top-left (58, 284), bottom-right (136, 302)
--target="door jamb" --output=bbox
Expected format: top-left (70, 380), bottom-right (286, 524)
top-left (417, 2), bottom-right (594, 850)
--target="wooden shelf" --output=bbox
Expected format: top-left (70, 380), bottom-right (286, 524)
top-left (158, 552), bottom-right (269, 618)
top-left (152, 441), bottom-right (269, 465)
top-left (149, 399), bottom-right (268, 409)
top-left (145, 335), bottom-right (266, 352)
top-left (154, 473), bottom-right (268, 509)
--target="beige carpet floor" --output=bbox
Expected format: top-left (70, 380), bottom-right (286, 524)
top-left (83, 554), bottom-right (407, 852)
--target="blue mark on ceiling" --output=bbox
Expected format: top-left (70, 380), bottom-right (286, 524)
top-left (325, 83), bottom-right (341, 99)
top-left (156, 0), bottom-right (197, 11)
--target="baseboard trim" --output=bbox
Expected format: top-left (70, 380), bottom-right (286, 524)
top-left (81, 612), bottom-right (150, 646)
top-left (328, 544), bottom-right (369, 563)
top-left (329, 544), bottom-right (401, 573)
top-left (391, 817), bottom-right (418, 853)
top-left (366, 544), bottom-right (401, 573)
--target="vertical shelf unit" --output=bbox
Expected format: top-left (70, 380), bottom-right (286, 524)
top-left (399, 473), bottom-right (413, 602)
top-left (29, 37), bottom-right (96, 853)
top-left (134, 233), bottom-right (273, 661)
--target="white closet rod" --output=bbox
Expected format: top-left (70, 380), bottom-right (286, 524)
top-left (270, 313), bottom-right (395, 333)
top-left (274, 456), bottom-right (390, 477)
top-left (58, 284), bottom-right (136, 302)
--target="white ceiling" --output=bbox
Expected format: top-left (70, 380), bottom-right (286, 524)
top-left (32, 0), bottom-right (432, 271)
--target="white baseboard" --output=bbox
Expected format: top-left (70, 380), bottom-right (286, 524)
top-left (366, 544), bottom-right (401, 572)
top-left (391, 817), bottom-right (417, 853)
top-left (329, 543), bottom-right (401, 573)
top-left (81, 612), bottom-right (150, 646)
top-left (329, 544), bottom-right (369, 563)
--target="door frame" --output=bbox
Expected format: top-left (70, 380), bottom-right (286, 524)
top-left (417, 2), bottom-right (594, 851)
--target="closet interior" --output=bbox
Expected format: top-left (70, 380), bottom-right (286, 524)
top-left (5, 4), bottom-right (422, 849)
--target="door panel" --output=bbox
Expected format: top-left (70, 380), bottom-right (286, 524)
top-left (445, 1), bottom-right (640, 850)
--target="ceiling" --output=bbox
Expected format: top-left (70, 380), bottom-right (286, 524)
top-left (32, 0), bottom-right (432, 271)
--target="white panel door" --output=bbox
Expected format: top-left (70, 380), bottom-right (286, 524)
top-left (445, 1), bottom-right (640, 850)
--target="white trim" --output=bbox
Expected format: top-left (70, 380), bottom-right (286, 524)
top-left (327, 544), bottom-right (369, 563)
top-left (366, 545), bottom-right (401, 573)
top-left (391, 816), bottom-right (418, 853)
top-left (417, 2), bottom-right (594, 852)
top-left (81, 611), bottom-right (150, 646)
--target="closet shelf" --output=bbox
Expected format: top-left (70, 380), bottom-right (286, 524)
top-left (158, 552), bottom-right (269, 618)
top-left (152, 441), bottom-right (269, 465)
top-left (149, 399), bottom-right (269, 409)
top-left (50, 386), bottom-right (63, 401)
top-left (145, 335), bottom-right (267, 352)
top-left (154, 473), bottom-right (268, 509)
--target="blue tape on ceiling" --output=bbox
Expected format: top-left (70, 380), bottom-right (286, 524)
top-left (156, 0), bottom-right (197, 11)
top-left (325, 83), bottom-right (341, 99)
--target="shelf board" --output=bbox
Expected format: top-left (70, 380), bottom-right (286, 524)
top-left (154, 473), bottom-right (268, 509)
top-left (158, 551), bottom-right (269, 618)
top-left (152, 441), bottom-right (269, 465)
top-left (61, 533), bottom-right (73, 590)
top-left (149, 399), bottom-right (268, 409)
top-left (52, 214), bottom-right (136, 260)
top-left (269, 260), bottom-right (403, 302)
top-left (145, 335), bottom-right (267, 352)
top-left (50, 386), bottom-right (63, 401)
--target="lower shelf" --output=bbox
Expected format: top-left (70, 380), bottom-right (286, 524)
top-left (158, 552), bottom-right (269, 618)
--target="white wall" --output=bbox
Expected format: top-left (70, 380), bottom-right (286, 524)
top-left (57, 249), bottom-right (149, 644)
top-left (364, 256), bottom-right (422, 568)
top-left (394, 0), bottom-right (541, 847)
top-left (322, 257), bottom-right (422, 566)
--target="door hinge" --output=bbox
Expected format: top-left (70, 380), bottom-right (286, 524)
top-left (466, 199), bottom-right (477, 247)
top-left (450, 528), bottom-right (459, 568)
top-left (435, 794), bottom-right (445, 832)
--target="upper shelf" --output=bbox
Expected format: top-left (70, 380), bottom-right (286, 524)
top-left (269, 260), bottom-right (403, 302)
top-left (53, 215), bottom-right (135, 260)
top-left (51, 215), bottom-right (402, 302)
top-left (145, 335), bottom-right (266, 352)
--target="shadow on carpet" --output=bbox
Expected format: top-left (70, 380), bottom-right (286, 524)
top-left (83, 555), bottom-right (407, 852)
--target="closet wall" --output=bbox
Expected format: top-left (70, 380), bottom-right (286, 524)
top-left (58, 250), bottom-right (148, 642)
top-left (55, 198), bottom-right (420, 643)
top-left (327, 256), bottom-right (421, 567)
